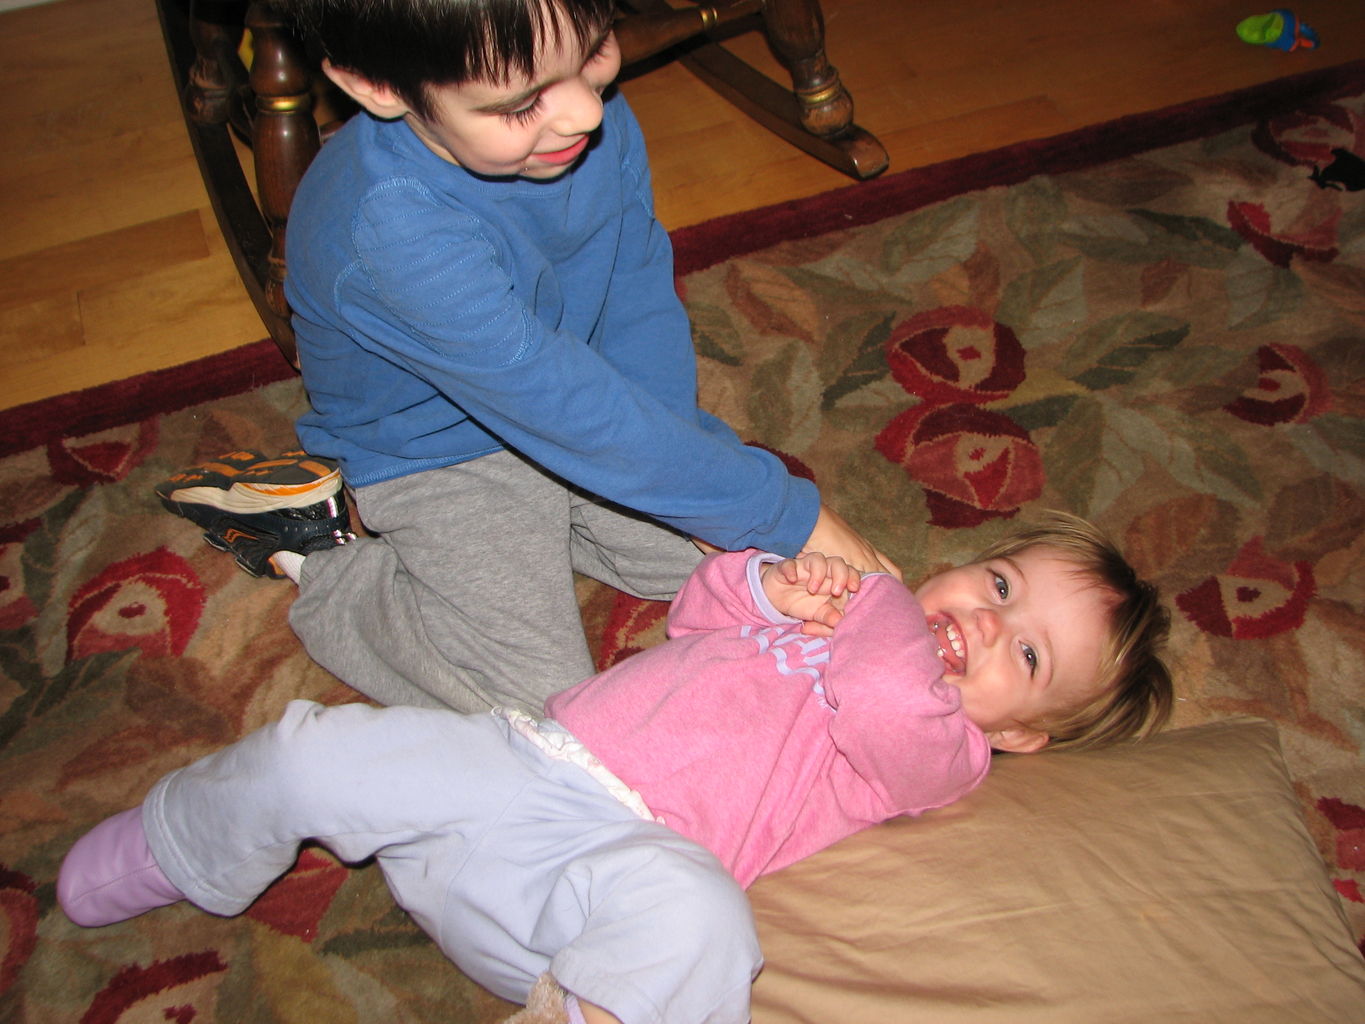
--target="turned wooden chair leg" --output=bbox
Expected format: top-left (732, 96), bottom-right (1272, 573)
top-left (183, 0), bottom-right (246, 124)
top-left (759, 0), bottom-right (852, 139)
top-left (619, 0), bottom-right (888, 180)
top-left (244, 0), bottom-right (319, 363)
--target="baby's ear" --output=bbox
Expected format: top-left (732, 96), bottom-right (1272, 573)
top-left (322, 60), bottom-right (411, 119)
top-left (987, 726), bottom-right (1050, 754)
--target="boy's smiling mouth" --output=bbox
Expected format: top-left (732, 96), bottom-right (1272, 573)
top-left (930, 618), bottom-right (966, 674)
top-left (537, 136), bottom-right (590, 165)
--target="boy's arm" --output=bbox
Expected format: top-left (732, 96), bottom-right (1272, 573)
top-left (589, 100), bottom-right (700, 423)
top-left (592, 100), bottom-right (897, 577)
top-left (339, 210), bottom-right (820, 553)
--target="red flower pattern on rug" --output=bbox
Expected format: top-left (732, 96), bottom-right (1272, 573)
top-left (885, 306), bottom-right (1026, 406)
top-left (1318, 799), bottom-right (1365, 874)
top-left (876, 403), bottom-right (1043, 527)
top-left (67, 549), bottom-right (206, 661)
top-left (0, 533), bottom-right (38, 631)
top-left (1227, 198), bottom-right (1340, 267)
top-left (1175, 537), bottom-right (1315, 639)
top-left (244, 847), bottom-right (351, 941)
top-left (1253, 99), bottom-right (1365, 167)
top-left (0, 868), bottom-right (38, 997)
top-left (80, 951), bottom-right (228, 1024)
top-left (593, 591), bottom-right (670, 670)
top-left (1225, 343), bottom-right (1332, 425)
top-left (46, 421), bottom-right (158, 487)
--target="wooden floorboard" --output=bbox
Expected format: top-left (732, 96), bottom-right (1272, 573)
top-left (1, 0), bottom-right (1361, 410)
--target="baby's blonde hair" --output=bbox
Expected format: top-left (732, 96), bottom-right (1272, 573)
top-left (970, 511), bottom-right (1173, 751)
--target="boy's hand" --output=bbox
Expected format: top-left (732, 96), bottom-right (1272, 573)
top-left (762, 552), bottom-right (861, 636)
top-left (803, 504), bottom-right (902, 580)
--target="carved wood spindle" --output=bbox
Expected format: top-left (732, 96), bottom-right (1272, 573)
top-left (184, 0), bottom-right (246, 124)
top-left (760, 0), bottom-right (853, 138)
top-left (614, 0), bottom-right (763, 65)
top-left (245, 0), bottom-right (319, 340)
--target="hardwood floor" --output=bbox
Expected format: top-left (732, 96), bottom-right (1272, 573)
top-left (2, 0), bottom-right (1362, 411)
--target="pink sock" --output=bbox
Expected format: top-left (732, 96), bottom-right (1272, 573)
top-left (57, 807), bottom-right (184, 927)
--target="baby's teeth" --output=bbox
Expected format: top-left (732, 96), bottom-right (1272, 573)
top-left (945, 624), bottom-right (964, 658)
top-left (931, 622), bottom-right (964, 665)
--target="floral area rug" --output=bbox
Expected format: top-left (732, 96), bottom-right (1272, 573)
top-left (2, 75), bottom-right (1364, 1022)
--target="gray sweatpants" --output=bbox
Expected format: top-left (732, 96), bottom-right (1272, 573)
top-left (142, 700), bottom-right (761, 1024)
top-left (289, 450), bottom-right (703, 713)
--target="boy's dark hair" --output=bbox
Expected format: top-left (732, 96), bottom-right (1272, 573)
top-left (971, 511), bottom-right (1174, 752)
top-left (285, 0), bottom-right (618, 120)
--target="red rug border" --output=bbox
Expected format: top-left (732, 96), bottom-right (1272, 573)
top-left (4, 58), bottom-right (1361, 459)
top-left (1, 339), bottom-right (297, 458)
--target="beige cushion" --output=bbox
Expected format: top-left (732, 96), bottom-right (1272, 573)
top-left (749, 718), bottom-right (1365, 1023)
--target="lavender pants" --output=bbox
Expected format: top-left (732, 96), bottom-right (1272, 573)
top-left (141, 700), bottom-right (761, 1024)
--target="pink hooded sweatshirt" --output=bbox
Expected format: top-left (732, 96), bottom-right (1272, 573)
top-left (546, 551), bottom-right (991, 887)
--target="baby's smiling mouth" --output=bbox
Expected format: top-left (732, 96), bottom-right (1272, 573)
top-left (931, 619), bottom-right (966, 674)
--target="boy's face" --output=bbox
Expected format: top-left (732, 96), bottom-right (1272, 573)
top-left (405, 28), bottom-right (622, 179)
top-left (913, 546), bottom-right (1113, 752)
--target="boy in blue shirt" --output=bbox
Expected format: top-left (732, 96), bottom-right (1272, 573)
top-left (157, 0), bottom-right (895, 715)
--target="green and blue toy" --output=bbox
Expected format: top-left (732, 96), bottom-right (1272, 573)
top-left (1236, 10), bottom-right (1319, 51)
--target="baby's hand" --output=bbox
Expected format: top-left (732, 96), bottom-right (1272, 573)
top-left (762, 552), bottom-right (861, 636)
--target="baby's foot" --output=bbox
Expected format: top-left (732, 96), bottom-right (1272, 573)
top-left (57, 807), bottom-right (184, 926)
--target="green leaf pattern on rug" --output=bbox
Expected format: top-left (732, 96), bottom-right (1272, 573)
top-left (820, 312), bottom-right (896, 411)
top-left (687, 302), bottom-right (744, 367)
top-left (1071, 325), bottom-right (1188, 391)
top-left (879, 196), bottom-right (979, 281)
top-left (996, 257), bottom-right (1086, 341)
top-left (747, 339), bottom-right (823, 454)
top-left (1130, 207), bottom-right (1246, 264)
top-left (1061, 313), bottom-right (1188, 389)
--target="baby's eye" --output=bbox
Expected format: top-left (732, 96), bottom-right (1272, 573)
top-left (1021, 642), bottom-right (1038, 675)
top-left (992, 572), bottom-right (1010, 600)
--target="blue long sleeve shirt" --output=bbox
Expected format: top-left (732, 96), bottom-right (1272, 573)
top-left (284, 92), bottom-right (818, 554)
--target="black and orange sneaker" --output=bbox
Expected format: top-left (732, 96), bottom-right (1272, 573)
top-left (155, 450), bottom-right (354, 578)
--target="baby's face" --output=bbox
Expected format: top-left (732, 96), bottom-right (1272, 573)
top-left (913, 547), bottom-right (1113, 751)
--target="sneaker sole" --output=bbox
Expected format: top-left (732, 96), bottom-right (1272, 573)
top-left (161, 472), bottom-right (342, 514)
top-left (156, 452), bottom-right (343, 513)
